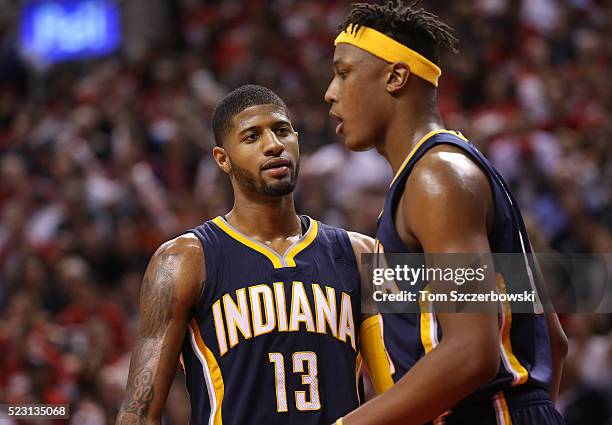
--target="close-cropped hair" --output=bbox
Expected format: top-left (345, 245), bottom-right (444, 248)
top-left (212, 84), bottom-right (290, 147)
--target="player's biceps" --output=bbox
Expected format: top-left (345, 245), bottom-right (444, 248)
top-left (138, 282), bottom-right (189, 338)
top-left (423, 222), bottom-right (490, 253)
top-left (148, 330), bottom-right (188, 416)
top-left (438, 313), bottom-right (498, 350)
top-left (437, 313), bottom-right (500, 383)
top-left (131, 316), bottom-right (187, 379)
top-left (411, 200), bottom-right (488, 252)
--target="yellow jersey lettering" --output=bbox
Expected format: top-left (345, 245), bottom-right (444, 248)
top-left (212, 299), bottom-right (228, 356)
top-left (289, 281), bottom-right (316, 332)
top-left (274, 282), bottom-right (289, 332)
top-left (223, 288), bottom-right (252, 348)
top-left (312, 284), bottom-right (338, 337)
top-left (212, 282), bottom-right (356, 353)
top-left (338, 292), bottom-right (356, 350)
top-left (249, 284), bottom-right (276, 337)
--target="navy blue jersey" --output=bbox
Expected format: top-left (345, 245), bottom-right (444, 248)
top-left (182, 216), bottom-right (363, 425)
top-left (376, 130), bottom-right (554, 422)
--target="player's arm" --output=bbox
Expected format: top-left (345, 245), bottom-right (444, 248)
top-left (528, 243), bottom-right (568, 402)
top-left (545, 312), bottom-right (567, 402)
top-left (341, 148), bottom-right (500, 425)
top-left (116, 234), bottom-right (205, 425)
top-left (348, 232), bottom-right (395, 395)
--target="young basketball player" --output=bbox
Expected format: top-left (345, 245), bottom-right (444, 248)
top-left (116, 85), bottom-right (385, 425)
top-left (325, 2), bottom-right (568, 424)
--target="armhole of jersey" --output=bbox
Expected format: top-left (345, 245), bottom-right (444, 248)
top-left (337, 228), bottom-right (359, 271)
top-left (186, 224), bottom-right (217, 319)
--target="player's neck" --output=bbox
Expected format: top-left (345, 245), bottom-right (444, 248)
top-left (378, 108), bottom-right (444, 177)
top-left (226, 194), bottom-right (301, 240)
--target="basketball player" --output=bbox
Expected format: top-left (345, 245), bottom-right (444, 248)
top-left (115, 85), bottom-right (387, 425)
top-left (324, 2), bottom-right (568, 425)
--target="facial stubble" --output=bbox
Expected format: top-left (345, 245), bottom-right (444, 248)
top-left (229, 159), bottom-right (300, 197)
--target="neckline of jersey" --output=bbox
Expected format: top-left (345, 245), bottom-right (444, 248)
top-left (211, 215), bottom-right (319, 269)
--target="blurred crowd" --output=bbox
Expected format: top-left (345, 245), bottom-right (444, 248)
top-left (0, 0), bottom-right (611, 424)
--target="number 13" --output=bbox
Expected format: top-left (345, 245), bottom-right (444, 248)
top-left (268, 351), bottom-right (321, 412)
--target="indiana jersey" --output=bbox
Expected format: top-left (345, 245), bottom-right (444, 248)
top-left (182, 216), bottom-right (363, 425)
top-left (376, 130), bottom-right (553, 421)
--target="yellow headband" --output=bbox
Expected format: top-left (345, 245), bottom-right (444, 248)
top-left (334, 25), bottom-right (441, 87)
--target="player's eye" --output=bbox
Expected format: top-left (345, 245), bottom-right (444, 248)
top-left (337, 70), bottom-right (348, 80)
top-left (243, 132), bottom-right (258, 143)
top-left (276, 127), bottom-right (290, 137)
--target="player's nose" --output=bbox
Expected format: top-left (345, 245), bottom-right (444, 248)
top-left (324, 80), bottom-right (337, 104)
top-left (262, 130), bottom-right (285, 156)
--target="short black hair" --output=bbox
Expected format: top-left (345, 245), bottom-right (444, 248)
top-left (211, 84), bottom-right (290, 146)
top-left (340, 0), bottom-right (459, 65)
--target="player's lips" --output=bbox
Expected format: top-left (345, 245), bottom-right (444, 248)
top-left (329, 110), bottom-right (344, 135)
top-left (261, 158), bottom-right (292, 177)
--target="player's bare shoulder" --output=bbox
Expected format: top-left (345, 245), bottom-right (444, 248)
top-left (149, 233), bottom-right (205, 282)
top-left (407, 144), bottom-right (492, 199)
top-left (347, 231), bottom-right (375, 279)
top-left (403, 145), bottom-right (493, 220)
top-left (152, 233), bottom-right (205, 268)
top-left (347, 231), bottom-right (376, 268)
top-left (401, 143), bottom-right (494, 248)
top-left (141, 233), bottom-right (206, 324)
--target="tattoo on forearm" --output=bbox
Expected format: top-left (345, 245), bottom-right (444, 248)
top-left (118, 416), bottom-right (145, 425)
top-left (123, 367), bottom-right (155, 416)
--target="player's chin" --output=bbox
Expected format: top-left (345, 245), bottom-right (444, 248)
top-left (344, 134), bottom-right (374, 152)
top-left (261, 177), bottom-right (297, 196)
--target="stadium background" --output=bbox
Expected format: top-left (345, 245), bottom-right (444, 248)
top-left (0, 0), bottom-right (610, 424)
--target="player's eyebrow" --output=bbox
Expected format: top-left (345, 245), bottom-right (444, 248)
top-left (333, 58), bottom-right (354, 71)
top-left (238, 125), bottom-right (259, 136)
top-left (238, 119), bottom-right (292, 136)
top-left (272, 119), bottom-right (292, 128)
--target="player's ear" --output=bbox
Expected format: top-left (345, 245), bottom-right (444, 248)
top-left (212, 146), bottom-right (231, 174)
top-left (385, 62), bottom-right (410, 94)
